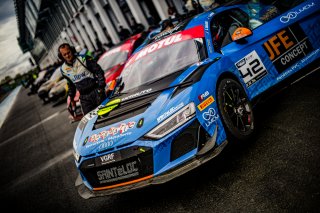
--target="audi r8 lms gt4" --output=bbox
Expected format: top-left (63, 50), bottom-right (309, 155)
top-left (73, 0), bottom-right (320, 199)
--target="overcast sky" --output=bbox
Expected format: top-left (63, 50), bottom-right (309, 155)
top-left (0, 0), bottom-right (32, 82)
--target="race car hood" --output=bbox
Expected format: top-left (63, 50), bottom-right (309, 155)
top-left (74, 61), bottom-right (211, 157)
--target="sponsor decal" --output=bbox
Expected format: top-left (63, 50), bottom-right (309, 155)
top-left (125, 26), bottom-right (204, 67)
top-left (107, 132), bottom-right (132, 141)
top-left (259, 6), bottom-right (280, 22)
top-left (136, 34), bottom-right (182, 61)
top-left (157, 102), bottom-right (184, 123)
top-left (137, 118), bottom-right (144, 128)
top-left (263, 24), bottom-right (313, 73)
top-left (197, 96), bottom-right (214, 111)
top-left (235, 50), bottom-right (268, 87)
top-left (153, 24), bottom-right (182, 41)
top-left (280, 2), bottom-right (315, 23)
top-left (122, 88), bottom-right (152, 101)
top-left (205, 21), bottom-right (209, 32)
top-left (96, 152), bottom-right (121, 166)
top-left (276, 48), bottom-right (320, 81)
top-left (202, 108), bottom-right (219, 127)
top-left (88, 121), bottom-right (135, 143)
top-left (97, 160), bottom-right (139, 184)
top-left (206, 38), bottom-right (213, 53)
top-left (198, 91), bottom-right (209, 102)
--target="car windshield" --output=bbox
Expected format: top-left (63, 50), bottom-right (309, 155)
top-left (98, 51), bottom-right (128, 71)
top-left (120, 39), bottom-right (203, 92)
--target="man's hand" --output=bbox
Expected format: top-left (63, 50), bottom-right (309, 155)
top-left (70, 97), bottom-right (76, 109)
top-left (71, 100), bottom-right (76, 107)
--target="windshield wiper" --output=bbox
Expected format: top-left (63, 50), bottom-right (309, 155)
top-left (99, 80), bottom-right (193, 110)
top-left (122, 80), bottom-right (193, 103)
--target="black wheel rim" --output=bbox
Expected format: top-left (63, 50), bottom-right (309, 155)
top-left (222, 83), bottom-right (252, 133)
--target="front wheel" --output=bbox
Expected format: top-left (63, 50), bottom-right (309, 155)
top-left (217, 78), bottom-right (254, 142)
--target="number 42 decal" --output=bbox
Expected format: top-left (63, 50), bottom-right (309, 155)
top-left (235, 50), bottom-right (268, 87)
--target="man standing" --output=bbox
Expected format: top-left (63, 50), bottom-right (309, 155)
top-left (58, 43), bottom-right (106, 115)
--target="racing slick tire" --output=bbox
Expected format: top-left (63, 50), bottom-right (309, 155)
top-left (217, 78), bottom-right (255, 142)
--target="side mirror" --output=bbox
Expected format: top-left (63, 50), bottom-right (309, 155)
top-left (108, 79), bottom-right (116, 91)
top-left (232, 27), bottom-right (253, 42)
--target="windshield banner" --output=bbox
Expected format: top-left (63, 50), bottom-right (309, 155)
top-left (125, 26), bottom-right (204, 67)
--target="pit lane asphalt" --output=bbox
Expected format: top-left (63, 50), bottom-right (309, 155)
top-left (0, 69), bottom-right (319, 213)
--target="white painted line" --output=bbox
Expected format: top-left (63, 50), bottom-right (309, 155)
top-left (3, 149), bottom-right (73, 190)
top-left (0, 111), bottom-right (61, 148)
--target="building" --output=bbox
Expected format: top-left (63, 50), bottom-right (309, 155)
top-left (14, 0), bottom-right (188, 69)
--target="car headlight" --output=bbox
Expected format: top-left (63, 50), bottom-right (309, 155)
top-left (78, 117), bottom-right (88, 131)
top-left (145, 102), bottom-right (196, 139)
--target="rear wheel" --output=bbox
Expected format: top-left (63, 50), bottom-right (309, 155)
top-left (217, 78), bottom-right (254, 141)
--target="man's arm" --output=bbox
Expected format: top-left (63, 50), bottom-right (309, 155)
top-left (66, 77), bottom-right (77, 99)
top-left (86, 57), bottom-right (106, 90)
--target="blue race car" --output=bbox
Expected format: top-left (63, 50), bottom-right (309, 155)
top-left (73, 0), bottom-right (320, 199)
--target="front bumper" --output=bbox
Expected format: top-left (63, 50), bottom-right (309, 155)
top-left (75, 138), bottom-right (228, 199)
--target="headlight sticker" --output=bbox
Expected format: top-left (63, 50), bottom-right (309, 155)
top-left (157, 102), bottom-right (184, 123)
top-left (146, 103), bottom-right (195, 139)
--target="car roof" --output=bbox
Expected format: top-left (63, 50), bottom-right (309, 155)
top-left (98, 33), bottom-right (144, 62)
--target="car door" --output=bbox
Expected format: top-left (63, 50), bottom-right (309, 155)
top-left (210, 0), bottom-right (320, 100)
